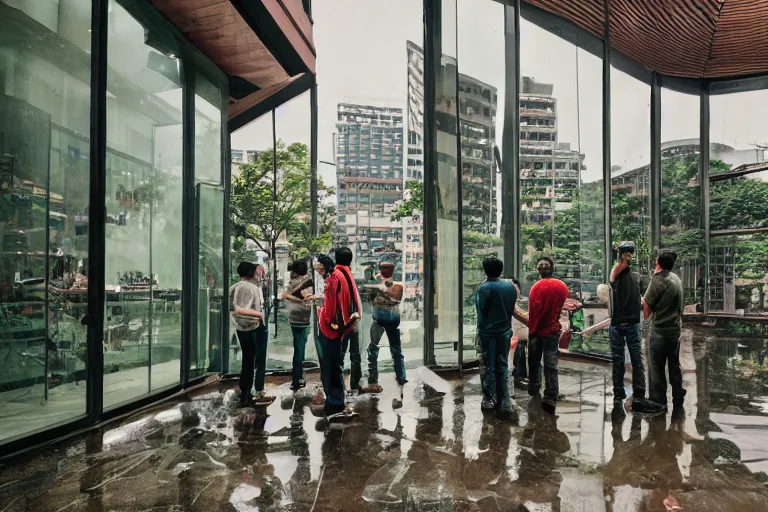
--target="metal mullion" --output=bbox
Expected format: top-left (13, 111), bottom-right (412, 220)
top-left (422, 0), bottom-right (439, 367)
top-left (181, 66), bottom-right (196, 386)
top-left (502, 0), bottom-right (521, 282)
top-left (85, 0), bottom-right (109, 423)
top-left (602, 0), bottom-right (612, 281)
top-left (221, 76), bottom-right (231, 374)
top-left (650, 73), bottom-right (661, 256)
top-left (453, 0), bottom-right (463, 372)
top-left (700, 89), bottom-right (710, 314)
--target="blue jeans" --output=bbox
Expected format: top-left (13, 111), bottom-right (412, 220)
top-left (649, 330), bottom-right (684, 405)
top-left (236, 326), bottom-right (268, 397)
top-left (479, 329), bottom-right (512, 411)
top-left (341, 329), bottom-right (362, 391)
top-left (528, 333), bottom-right (559, 400)
top-left (318, 333), bottom-right (345, 413)
top-left (368, 308), bottom-right (405, 383)
top-left (609, 324), bottom-right (646, 399)
top-left (291, 324), bottom-right (310, 385)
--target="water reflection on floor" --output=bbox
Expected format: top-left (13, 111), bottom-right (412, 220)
top-left (3, 324), bottom-right (768, 511)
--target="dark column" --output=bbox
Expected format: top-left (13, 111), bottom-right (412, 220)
top-left (650, 73), bottom-right (662, 256)
top-left (181, 68), bottom-right (196, 385)
top-left (86, 0), bottom-right (109, 420)
top-left (502, 1), bottom-right (521, 279)
top-left (602, 0), bottom-right (612, 281)
top-left (700, 90), bottom-right (710, 313)
top-left (221, 79), bottom-right (232, 374)
top-left (422, 0), bottom-right (440, 366)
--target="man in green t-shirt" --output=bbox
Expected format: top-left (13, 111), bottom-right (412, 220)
top-left (643, 251), bottom-right (686, 409)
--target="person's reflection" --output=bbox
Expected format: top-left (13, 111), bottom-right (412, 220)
top-left (287, 400), bottom-right (312, 495)
top-left (234, 408), bottom-right (285, 510)
top-left (604, 409), bottom-right (643, 488)
top-left (80, 429), bottom-right (105, 512)
top-left (464, 401), bottom-right (514, 492)
top-left (517, 399), bottom-right (570, 505)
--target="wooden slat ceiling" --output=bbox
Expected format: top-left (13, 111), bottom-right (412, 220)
top-left (524, 0), bottom-right (768, 79)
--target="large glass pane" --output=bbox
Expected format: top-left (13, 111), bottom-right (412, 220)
top-left (192, 72), bottom-right (224, 376)
top-left (104, 1), bottom-right (184, 407)
top-left (661, 89), bottom-right (702, 312)
top-left (457, 0), bottom-right (504, 361)
top-left (610, 67), bottom-right (651, 285)
top-left (0, 0), bottom-right (90, 442)
top-left (709, 91), bottom-right (768, 315)
top-left (230, 113), bottom-right (274, 375)
top-left (519, 19), bottom-right (606, 355)
top-left (313, 0), bottom-right (424, 370)
top-left (432, 0), bottom-right (461, 366)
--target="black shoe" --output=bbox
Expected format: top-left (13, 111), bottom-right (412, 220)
top-left (542, 398), bottom-right (556, 415)
top-left (672, 389), bottom-right (687, 407)
top-left (481, 397), bottom-right (497, 411)
top-left (632, 397), bottom-right (667, 415)
top-left (528, 388), bottom-right (541, 397)
top-left (238, 396), bottom-right (254, 408)
top-left (396, 378), bottom-right (408, 386)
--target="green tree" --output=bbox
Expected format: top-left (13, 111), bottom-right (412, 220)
top-left (390, 180), bottom-right (423, 222)
top-left (230, 140), bottom-right (335, 260)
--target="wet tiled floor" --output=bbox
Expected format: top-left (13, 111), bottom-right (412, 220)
top-left (3, 325), bottom-right (768, 511)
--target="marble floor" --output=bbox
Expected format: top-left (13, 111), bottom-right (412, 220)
top-left (2, 324), bottom-right (768, 511)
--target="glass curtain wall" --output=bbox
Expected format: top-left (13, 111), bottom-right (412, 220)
top-left (457, 0), bottom-right (505, 362)
top-left (192, 73), bottom-right (224, 377)
top-left (709, 90), bottom-right (768, 315)
top-left (519, 17), bottom-right (606, 354)
top-left (312, 0), bottom-right (424, 371)
top-left (104, 1), bottom-right (186, 408)
top-left (0, 0), bottom-right (91, 442)
top-left (610, 67), bottom-right (652, 289)
top-left (660, 89), bottom-right (702, 311)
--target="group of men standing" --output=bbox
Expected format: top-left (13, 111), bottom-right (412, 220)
top-left (476, 241), bottom-right (686, 418)
top-left (230, 247), bottom-right (406, 417)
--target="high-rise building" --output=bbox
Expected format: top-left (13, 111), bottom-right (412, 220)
top-left (519, 77), bottom-right (583, 230)
top-left (335, 103), bottom-right (404, 276)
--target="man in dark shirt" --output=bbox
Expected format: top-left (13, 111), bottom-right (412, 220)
top-left (527, 256), bottom-right (569, 413)
top-left (643, 251), bottom-right (686, 408)
top-left (609, 241), bottom-right (649, 410)
top-left (476, 256), bottom-right (528, 419)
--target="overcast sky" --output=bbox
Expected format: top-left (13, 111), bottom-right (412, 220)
top-left (231, 0), bottom-right (768, 188)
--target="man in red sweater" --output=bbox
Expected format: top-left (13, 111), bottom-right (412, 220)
top-left (527, 256), bottom-right (569, 413)
top-left (317, 247), bottom-right (362, 416)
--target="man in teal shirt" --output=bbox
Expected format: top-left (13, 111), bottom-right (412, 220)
top-left (476, 255), bottom-right (528, 419)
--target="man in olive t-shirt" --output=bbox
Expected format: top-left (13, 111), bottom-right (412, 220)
top-left (643, 251), bottom-right (686, 408)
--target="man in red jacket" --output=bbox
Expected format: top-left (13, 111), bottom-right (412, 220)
top-left (317, 247), bottom-right (362, 416)
top-left (527, 256), bottom-right (569, 413)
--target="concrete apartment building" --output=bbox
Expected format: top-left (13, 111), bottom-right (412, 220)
top-left (334, 103), bottom-right (404, 276)
top-left (519, 77), bottom-right (583, 227)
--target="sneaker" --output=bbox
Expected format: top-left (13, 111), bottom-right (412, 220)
top-left (481, 397), bottom-right (497, 411)
top-left (396, 378), bottom-right (408, 386)
top-left (631, 397), bottom-right (667, 415)
top-left (291, 379), bottom-right (307, 391)
top-left (253, 391), bottom-right (275, 405)
top-left (528, 388), bottom-right (541, 397)
top-left (359, 384), bottom-right (384, 394)
top-left (542, 398), bottom-right (556, 415)
top-left (238, 395), bottom-right (254, 408)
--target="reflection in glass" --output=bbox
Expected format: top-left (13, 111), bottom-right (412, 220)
top-left (0, 0), bottom-right (90, 441)
top-left (104, 1), bottom-right (183, 408)
top-left (457, 0), bottom-right (504, 357)
top-left (660, 89), bottom-right (701, 311)
top-left (196, 183), bottom-right (224, 374)
top-left (610, 67), bottom-right (651, 287)
top-left (313, 0), bottom-right (425, 367)
top-left (709, 91), bottom-right (768, 315)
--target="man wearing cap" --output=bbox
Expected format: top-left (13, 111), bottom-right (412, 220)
top-left (610, 241), bottom-right (663, 413)
top-left (365, 262), bottom-right (407, 388)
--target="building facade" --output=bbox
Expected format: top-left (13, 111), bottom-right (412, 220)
top-left (334, 104), bottom-right (404, 276)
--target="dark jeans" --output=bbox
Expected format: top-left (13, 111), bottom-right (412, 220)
top-left (236, 326), bottom-right (268, 397)
top-left (513, 339), bottom-right (527, 379)
top-left (649, 329), bottom-right (685, 405)
top-left (290, 324), bottom-right (310, 385)
top-left (528, 333), bottom-right (559, 400)
top-left (368, 308), bottom-right (406, 383)
top-left (479, 329), bottom-right (512, 411)
top-left (318, 332), bottom-right (345, 412)
top-left (341, 328), bottom-right (362, 391)
top-left (609, 324), bottom-right (646, 399)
